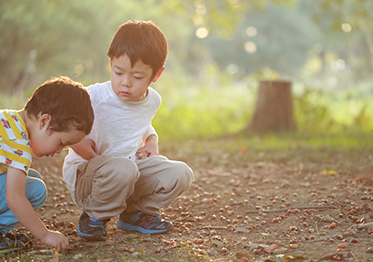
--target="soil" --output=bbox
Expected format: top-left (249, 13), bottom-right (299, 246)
top-left (3, 138), bottom-right (373, 261)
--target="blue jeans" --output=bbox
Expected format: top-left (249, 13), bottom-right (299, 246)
top-left (0, 169), bottom-right (47, 234)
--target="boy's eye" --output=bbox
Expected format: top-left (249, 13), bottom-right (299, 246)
top-left (115, 71), bottom-right (122, 75)
top-left (134, 76), bottom-right (143, 80)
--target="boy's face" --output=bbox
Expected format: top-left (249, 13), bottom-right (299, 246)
top-left (30, 114), bottom-right (86, 158)
top-left (111, 54), bottom-right (160, 102)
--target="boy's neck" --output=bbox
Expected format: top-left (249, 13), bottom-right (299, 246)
top-left (17, 109), bottom-right (29, 129)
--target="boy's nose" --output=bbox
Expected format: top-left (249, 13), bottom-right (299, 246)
top-left (121, 76), bottom-right (131, 87)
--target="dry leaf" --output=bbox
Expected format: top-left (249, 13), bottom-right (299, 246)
top-left (264, 243), bottom-right (279, 253)
top-left (318, 169), bottom-right (338, 175)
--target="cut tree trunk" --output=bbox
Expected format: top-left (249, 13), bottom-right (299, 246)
top-left (246, 80), bottom-right (296, 132)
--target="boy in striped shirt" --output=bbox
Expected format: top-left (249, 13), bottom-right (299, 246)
top-left (0, 76), bottom-right (94, 253)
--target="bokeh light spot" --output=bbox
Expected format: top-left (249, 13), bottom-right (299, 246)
top-left (244, 41), bottom-right (257, 54)
top-left (75, 64), bottom-right (84, 75)
top-left (246, 26), bottom-right (257, 37)
top-left (341, 23), bottom-right (352, 33)
top-left (196, 27), bottom-right (209, 39)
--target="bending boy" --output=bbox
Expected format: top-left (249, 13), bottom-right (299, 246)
top-left (0, 76), bottom-right (94, 252)
top-left (63, 20), bottom-right (194, 241)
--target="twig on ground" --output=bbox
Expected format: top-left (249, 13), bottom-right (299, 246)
top-left (245, 206), bottom-right (336, 214)
top-left (202, 225), bottom-right (227, 230)
top-left (311, 231), bottom-right (358, 243)
top-left (358, 222), bottom-right (373, 229)
top-left (315, 221), bottom-right (319, 236)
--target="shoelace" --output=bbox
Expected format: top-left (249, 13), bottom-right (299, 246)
top-left (88, 218), bottom-right (104, 226)
top-left (138, 214), bottom-right (155, 228)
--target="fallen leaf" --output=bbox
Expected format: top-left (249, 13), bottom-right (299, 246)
top-left (264, 244), bottom-right (279, 253)
top-left (73, 254), bottom-right (83, 260)
top-left (318, 169), bottom-right (338, 175)
top-left (284, 254), bottom-right (305, 260)
top-left (319, 251), bottom-right (347, 260)
top-left (273, 247), bottom-right (288, 254)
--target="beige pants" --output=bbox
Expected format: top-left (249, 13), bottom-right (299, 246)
top-left (74, 155), bottom-right (194, 221)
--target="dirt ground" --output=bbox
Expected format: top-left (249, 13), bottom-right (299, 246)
top-left (4, 139), bottom-right (373, 261)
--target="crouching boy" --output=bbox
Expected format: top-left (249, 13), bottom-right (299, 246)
top-left (0, 76), bottom-right (94, 252)
top-left (63, 20), bottom-right (194, 241)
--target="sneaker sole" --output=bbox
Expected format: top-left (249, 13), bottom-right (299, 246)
top-left (116, 219), bottom-right (170, 234)
top-left (77, 226), bottom-right (107, 241)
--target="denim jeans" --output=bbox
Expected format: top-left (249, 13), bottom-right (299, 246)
top-left (0, 169), bottom-right (47, 234)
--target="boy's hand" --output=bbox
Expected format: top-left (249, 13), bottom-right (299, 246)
top-left (136, 135), bottom-right (159, 159)
top-left (70, 138), bottom-right (98, 160)
top-left (6, 167), bottom-right (69, 251)
top-left (41, 230), bottom-right (69, 251)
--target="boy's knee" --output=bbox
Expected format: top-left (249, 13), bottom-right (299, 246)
top-left (104, 157), bottom-right (139, 186)
top-left (25, 177), bottom-right (47, 209)
top-left (28, 169), bottom-right (42, 179)
top-left (174, 162), bottom-right (194, 189)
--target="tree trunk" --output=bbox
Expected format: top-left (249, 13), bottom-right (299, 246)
top-left (246, 80), bottom-right (296, 132)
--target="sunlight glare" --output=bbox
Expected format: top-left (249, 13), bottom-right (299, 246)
top-left (341, 23), bottom-right (352, 33)
top-left (246, 26), bottom-right (257, 37)
top-left (196, 27), bottom-right (209, 39)
top-left (244, 41), bottom-right (257, 54)
top-left (75, 64), bottom-right (84, 75)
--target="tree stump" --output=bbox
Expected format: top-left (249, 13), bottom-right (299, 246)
top-left (247, 80), bottom-right (296, 132)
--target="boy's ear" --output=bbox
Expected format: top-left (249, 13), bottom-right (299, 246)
top-left (38, 114), bottom-right (51, 130)
top-left (151, 67), bottom-right (165, 83)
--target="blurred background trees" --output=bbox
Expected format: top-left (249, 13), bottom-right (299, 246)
top-left (1, 0), bottom-right (372, 137)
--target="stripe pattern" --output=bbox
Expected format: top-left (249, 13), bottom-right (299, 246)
top-left (0, 110), bottom-right (32, 175)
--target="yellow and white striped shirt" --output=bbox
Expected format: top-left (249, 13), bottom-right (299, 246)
top-left (0, 110), bottom-right (32, 175)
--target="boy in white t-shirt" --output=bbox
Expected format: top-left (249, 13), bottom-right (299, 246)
top-left (63, 20), bottom-right (194, 241)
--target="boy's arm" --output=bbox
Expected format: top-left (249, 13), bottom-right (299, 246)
top-left (69, 138), bottom-right (98, 160)
top-left (6, 167), bottom-right (69, 251)
top-left (136, 134), bottom-right (159, 158)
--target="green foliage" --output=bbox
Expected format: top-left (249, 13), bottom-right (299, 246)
top-left (181, 0), bottom-right (298, 36)
top-left (1, 67), bottom-right (372, 140)
top-left (1, 0), bottom-right (372, 93)
top-left (0, 93), bottom-right (28, 110)
top-left (203, 2), bottom-right (319, 77)
top-left (1, 0), bottom-right (372, 141)
top-left (153, 68), bottom-right (373, 140)
top-left (153, 66), bottom-right (255, 139)
top-left (293, 88), bottom-right (335, 132)
top-left (0, 0), bottom-right (195, 94)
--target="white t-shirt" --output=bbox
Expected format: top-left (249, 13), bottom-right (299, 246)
top-left (63, 81), bottom-right (160, 198)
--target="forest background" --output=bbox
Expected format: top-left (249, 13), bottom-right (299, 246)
top-left (0, 0), bottom-right (372, 141)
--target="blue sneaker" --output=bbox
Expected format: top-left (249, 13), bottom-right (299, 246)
top-left (5, 232), bottom-right (32, 250)
top-left (0, 233), bottom-right (25, 254)
top-left (77, 212), bottom-right (108, 241)
top-left (117, 211), bottom-right (173, 234)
